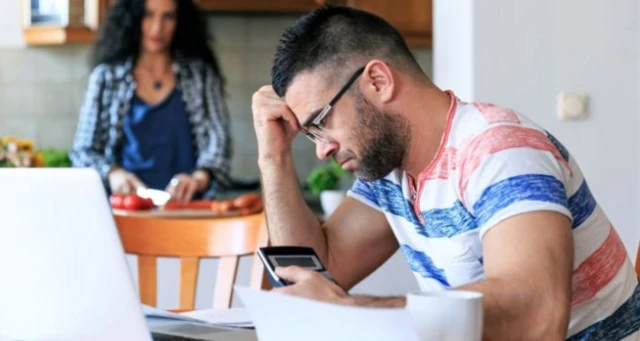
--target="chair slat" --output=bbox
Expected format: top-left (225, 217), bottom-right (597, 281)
top-left (179, 257), bottom-right (199, 310)
top-left (138, 255), bottom-right (157, 307)
top-left (213, 256), bottom-right (239, 309)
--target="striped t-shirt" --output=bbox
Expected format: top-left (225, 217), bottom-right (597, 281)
top-left (348, 92), bottom-right (639, 340)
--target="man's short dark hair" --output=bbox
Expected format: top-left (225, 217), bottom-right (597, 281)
top-left (272, 5), bottom-right (424, 97)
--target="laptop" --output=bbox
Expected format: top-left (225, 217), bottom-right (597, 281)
top-left (0, 168), bottom-right (256, 341)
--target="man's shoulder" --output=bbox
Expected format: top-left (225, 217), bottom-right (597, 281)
top-left (452, 101), bottom-right (536, 136)
top-left (450, 101), bottom-right (566, 154)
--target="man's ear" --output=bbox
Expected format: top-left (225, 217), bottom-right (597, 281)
top-left (362, 60), bottom-right (395, 103)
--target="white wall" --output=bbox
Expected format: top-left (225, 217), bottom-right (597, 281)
top-left (433, 0), bottom-right (474, 101)
top-left (435, 0), bottom-right (640, 257)
top-left (0, 0), bottom-right (25, 48)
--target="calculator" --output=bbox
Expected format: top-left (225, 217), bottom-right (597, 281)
top-left (257, 246), bottom-right (339, 288)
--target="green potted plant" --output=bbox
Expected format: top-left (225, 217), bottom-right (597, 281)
top-left (307, 158), bottom-right (352, 215)
top-left (37, 148), bottom-right (72, 167)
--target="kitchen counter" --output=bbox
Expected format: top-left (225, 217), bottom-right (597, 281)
top-left (216, 187), bottom-right (323, 215)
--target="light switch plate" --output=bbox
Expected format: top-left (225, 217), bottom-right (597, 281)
top-left (557, 92), bottom-right (588, 120)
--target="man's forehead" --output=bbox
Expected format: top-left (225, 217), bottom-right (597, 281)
top-left (284, 71), bottom-right (331, 121)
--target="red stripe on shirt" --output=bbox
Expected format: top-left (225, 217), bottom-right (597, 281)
top-left (423, 147), bottom-right (457, 181)
top-left (474, 103), bottom-right (521, 124)
top-left (457, 125), bottom-right (572, 202)
top-left (571, 226), bottom-right (627, 306)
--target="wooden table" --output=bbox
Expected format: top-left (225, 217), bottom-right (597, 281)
top-left (112, 208), bottom-right (242, 219)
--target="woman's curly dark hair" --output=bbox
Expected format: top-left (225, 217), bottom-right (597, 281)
top-left (93, 0), bottom-right (224, 88)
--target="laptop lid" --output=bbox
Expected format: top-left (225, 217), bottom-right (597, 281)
top-left (0, 168), bottom-right (151, 340)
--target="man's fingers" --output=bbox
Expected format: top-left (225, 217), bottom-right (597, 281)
top-left (275, 266), bottom-right (313, 284)
top-left (253, 88), bottom-right (300, 129)
top-left (272, 285), bottom-right (297, 296)
top-left (281, 107), bottom-right (301, 131)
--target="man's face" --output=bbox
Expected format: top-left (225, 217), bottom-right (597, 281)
top-left (285, 69), bottom-right (411, 181)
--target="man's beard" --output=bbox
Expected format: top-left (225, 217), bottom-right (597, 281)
top-left (351, 91), bottom-right (412, 182)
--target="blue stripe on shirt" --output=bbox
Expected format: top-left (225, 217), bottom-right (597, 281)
top-left (356, 179), bottom-right (421, 225)
top-left (568, 180), bottom-right (596, 229)
top-left (473, 174), bottom-right (568, 227)
top-left (546, 131), bottom-right (570, 163)
top-left (374, 179), bottom-right (417, 222)
top-left (418, 200), bottom-right (477, 238)
top-left (400, 244), bottom-right (450, 287)
top-left (351, 179), bottom-right (380, 207)
top-left (567, 282), bottom-right (640, 341)
top-left (416, 179), bottom-right (592, 238)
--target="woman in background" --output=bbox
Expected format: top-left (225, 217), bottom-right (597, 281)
top-left (71, 0), bottom-right (231, 202)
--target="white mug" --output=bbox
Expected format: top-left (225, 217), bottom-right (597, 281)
top-left (405, 290), bottom-right (483, 341)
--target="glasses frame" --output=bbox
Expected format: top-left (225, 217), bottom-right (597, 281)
top-left (301, 66), bottom-right (366, 142)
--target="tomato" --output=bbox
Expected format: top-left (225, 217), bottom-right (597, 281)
top-left (143, 199), bottom-right (156, 210)
top-left (123, 194), bottom-right (154, 211)
top-left (110, 193), bottom-right (125, 209)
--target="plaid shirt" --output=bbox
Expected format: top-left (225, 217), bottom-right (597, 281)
top-left (70, 57), bottom-right (231, 198)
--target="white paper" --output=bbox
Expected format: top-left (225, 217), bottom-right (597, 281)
top-left (180, 308), bottom-right (253, 328)
top-left (234, 286), bottom-right (419, 341)
top-left (142, 305), bottom-right (203, 324)
top-left (143, 305), bottom-right (254, 328)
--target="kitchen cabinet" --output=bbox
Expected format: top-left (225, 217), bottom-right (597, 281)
top-left (341, 0), bottom-right (432, 46)
top-left (22, 0), bottom-right (431, 46)
top-left (22, 0), bottom-right (113, 45)
top-left (197, 0), bottom-right (432, 46)
top-left (195, 0), bottom-right (329, 13)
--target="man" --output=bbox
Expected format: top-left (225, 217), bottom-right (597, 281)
top-left (251, 6), bottom-right (639, 340)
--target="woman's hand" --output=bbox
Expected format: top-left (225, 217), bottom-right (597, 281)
top-left (166, 170), bottom-right (210, 203)
top-left (108, 167), bottom-right (146, 194)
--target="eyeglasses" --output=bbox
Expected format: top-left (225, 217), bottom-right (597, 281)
top-left (300, 66), bottom-right (366, 143)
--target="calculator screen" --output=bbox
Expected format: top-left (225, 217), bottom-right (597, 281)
top-left (271, 256), bottom-right (320, 268)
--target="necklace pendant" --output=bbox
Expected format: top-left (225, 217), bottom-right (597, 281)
top-left (153, 80), bottom-right (162, 90)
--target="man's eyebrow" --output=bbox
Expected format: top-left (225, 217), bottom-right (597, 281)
top-left (302, 108), bottom-right (323, 127)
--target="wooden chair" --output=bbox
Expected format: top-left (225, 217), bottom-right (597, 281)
top-left (114, 212), bottom-right (268, 310)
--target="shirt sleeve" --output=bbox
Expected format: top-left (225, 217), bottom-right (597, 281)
top-left (69, 64), bottom-right (113, 182)
top-left (197, 65), bottom-right (232, 198)
top-left (457, 124), bottom-right (574, 238)
top-left (347, 179), bottom-right (384, 212)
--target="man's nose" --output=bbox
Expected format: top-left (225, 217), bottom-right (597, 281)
top-left (315, 139), bottom-right (338, 160)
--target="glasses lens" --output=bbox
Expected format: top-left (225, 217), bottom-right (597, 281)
top-left (306, 125), bottom-right (326, 143)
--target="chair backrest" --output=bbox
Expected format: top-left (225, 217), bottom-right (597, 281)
top-left (114, 213), bottom-right (268, 310)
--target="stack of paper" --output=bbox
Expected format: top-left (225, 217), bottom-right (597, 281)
top-left (234, 286), bottom-right (419, 341)
top-left (181, 308), bottom-right (253, 328)
top-left (142, 305), bottom-right (253, 328)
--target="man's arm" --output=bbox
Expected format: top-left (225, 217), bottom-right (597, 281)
top-left (457, 211), bottom-right (573, 341)
top-left (253, 86), bottom-right (398, 289)
top-left (276, 210), bottom-right (574, 341)
top-left (260, 153), bottom-right (398, 289)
